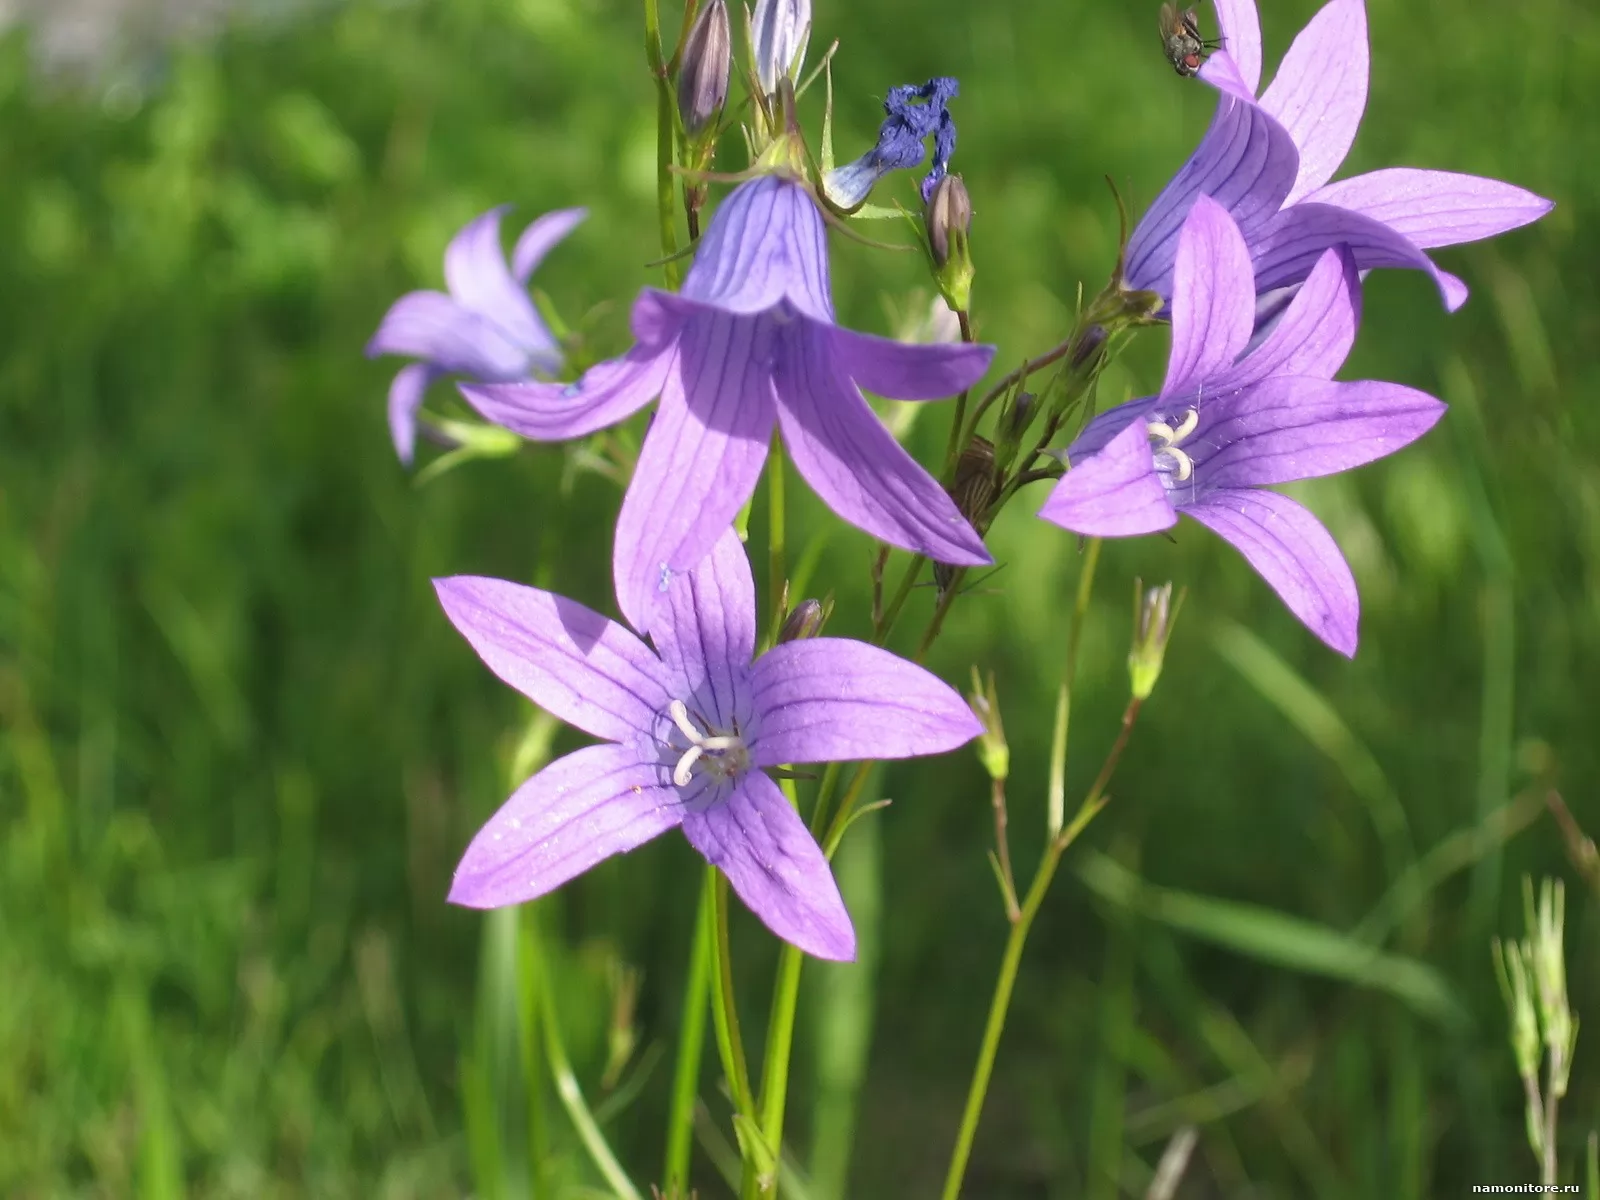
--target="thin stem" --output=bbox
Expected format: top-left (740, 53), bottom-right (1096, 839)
top-left (942, 308), bottom-right (977, 474)
top-left (751, 946), bottom-right (805, 1199)
top-left (940, 693), bottom-right (1146, 1200)
top-left (1543, 1054), bottom-right (1560, 1187)
top-left (961, 335), bottom-right (1076, 448)
top-left (644, 0), bottom-right (682, 288)
top-left (874, 553), bottom-right (926, 644)
top-left (708, 869), bottom-right (756, 1122)
top-left (1049, 538), bottom-right (1101, 838)
top-left (662, 880), bottom-right (713, 1190)
top-left (528, 918), bottom-right (643, 1200)
top-left (991, 775), bottom-right (1020, 921)
top-left (768, 436), bottom-right (787, 646)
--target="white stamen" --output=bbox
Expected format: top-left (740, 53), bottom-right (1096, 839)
top-left (1171, 408), bottom-right (1199, 441)
top-left (668, 699), bottom-right (702, 742)
top-left (673, 744), bottom-right (705, 787)
top-left (1146, 406), bottom-right (1201, 485)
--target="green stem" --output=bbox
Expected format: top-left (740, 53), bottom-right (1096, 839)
top-left (527, 918), bottom-right (643, 1200)
top-left (663, 880), bottom-right (713, 1190)
top-left (941, 309), bottom-right (977, 474)
top-left (644, 0), bottom-right (682, 288)
top-left (707, 869), bottom-right (757, 1123)
top-left (749, 946), bottom-right (805, 1199)
top-left (938, 698), bottom-right (1142, 1200)
top-left (874, 554), bottom-right (926, 644)
top-left (768, 436), bottom-right (787, 645)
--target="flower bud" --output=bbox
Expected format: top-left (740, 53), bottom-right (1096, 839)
top-left (966, 667), bottom-right (1008, 782)
top-left (778, 597), bottom-right (826, 642)
top-left (678, 0), bottom-right (731, 138)
top-left (751, 0), bottom-right (810, 95)
top-left (925, 173), bottom-right (974, 312)
top-left (1127, 580), bottom-right (1180, 701)
top-left (925, 172), bottom-right (971, 266)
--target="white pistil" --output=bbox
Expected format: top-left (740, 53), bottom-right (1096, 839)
top-left (1146, 406), bottom-right (1200, 483)
top-left (666, 699), bottom-right (749, 787)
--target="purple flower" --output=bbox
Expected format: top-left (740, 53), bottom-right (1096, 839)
top-left (1124, 0), bottom-right (1551, 313)
top-left (433, 528), bottom-right (982, 960)
top-left (823, 77), bottom-right (961, 208)
top-left (1041, 194), bottom-right (1446, 655)
top-left (463, 174), bottom-right (995, 635)
top-left (367, 205), bottom-right (586, 465)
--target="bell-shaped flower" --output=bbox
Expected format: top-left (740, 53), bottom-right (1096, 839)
top-left (1042, 194), bottom-right (1446, 656)
top-left (434, 529), bottom-right (982, 961)
top-left (1124, 0), bottom-right (1551, 314)
top-left (367, 206), bottom-right (585, 465)
top-left (464, 174), bottom-right (994, 635)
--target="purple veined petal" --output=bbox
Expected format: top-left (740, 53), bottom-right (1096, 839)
top-left (387, 362), bottom-right (439, 466)
top-left (1162, 195), bottom-right (1257, 399)
top-left (1198, 376), bottom-right (1445, 487)
top-left (632, 289), bottom-right (695, 350)
top-left (1194, 48), bottom-right (1258, 106)
top-left (448, 744), bottom-right (683, 909)
top-left (444, 207), bottom-right (558, 364)
top-left (749, 638), bottom-right (982, 768)
top-left (1217, 245), bottom-right (1359, 388)
top-left (1304, 168), bottom-right (1555, 250)
top-left (462, 343), bottom-right (671, 441)
top-left (1210, 0), bottom-right (1262, 93)
top-left (773, 323), bottom-right (990, 567)
top-left (681, 770), bottom-right (855, 961)
top-left (1185, 488), bottom-right (1358, 655)
top-left (367, 290), bottom-right (532, 378)
top-left (1039, 418), bottom-right (1178, 537)
top-left (829, 327), bottom-right (995, 400)
top-left (512, 207), bottom-right (587, 282)
top-left (651, 528), bottom-right (759, 731)
top-left (433, 576), bottom-right (672, 742)
top-left (1259, 0), bottom-right (1368, 204)
top-left (1123, 71), bottom-right (1299, 296)
top-left (681, 176), bottom-right (834, 323)
top-left (1061, 397), bottom-right (1159, 461)
top-left (1250, 201), bottom-right (1462, 309)
top-left (613, 311), bottom-right (776, 635)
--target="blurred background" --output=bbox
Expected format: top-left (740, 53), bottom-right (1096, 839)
top-left (1, 0), bottom-right (1594, 1195)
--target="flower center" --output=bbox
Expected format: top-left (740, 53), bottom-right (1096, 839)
top-left (1145, 407), bottom-right (1199, 482)
top-left (667, 699), bottom-right (751, 787)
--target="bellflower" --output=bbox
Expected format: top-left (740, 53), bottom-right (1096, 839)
top-left (464, 174), bottom-right (995, 635)
top-left (367, 206), bottom-right (585, 465)
top-left (1042, 195), bottom-right (1446, 656)
top-left (823, 77), bottom-right (960, 209)
top-left (1123, 0), bottom-right (1552, 314)
top-left (434, 529), bottom-right (982, 961)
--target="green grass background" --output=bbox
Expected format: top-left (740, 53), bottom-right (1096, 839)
top-left (1, 0), bottom-right (1595, 1195)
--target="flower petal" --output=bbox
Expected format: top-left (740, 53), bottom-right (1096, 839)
top-left (1250, 201), bottom-right (1463, 309)
top-left (512, 207), bottom-right (587, 282)
top-left (1199, 377), bottom-right (1445, 487)
top-left (652, 528), bottom-right (758, 731)
top-left (1210, 0), bottom-right (1262, 92)
top-left (829, 327), bottom-right (995, 400)
top-left (1259, 0), bottom-right (1368, 204)
top-left (774, 323), bottom-right (990, 567)
top-left (433, 575), bottom-right (671, 743)
top-left (1304, 168), bottom-right (1555, 250)
top-left (367, 290), bottom-right (532, 378)
top-left (1039, 418), bottom-right (1178, 537)
top-left (683, 176), bottom-right (833, 323)
top-left (444, 207), bottom-right (559, 368)
top-left (1124, 74), bottom-right (1299, 297)
top-left (387, 362), bottom-right (438, 466)
top-left (1185, 488), bottom-right (1358, 655)
top-left (462, 344), bottom-right (669, 441)
top-left (1217, 245), bottom-right (1359, 388)
top-left (448, 745), bottom-right (682, 909)
top-left (748, 637), bottom-right (982, 768)
top-left (1163, 194), bottom-right (1257, 399)
top-left (614, 312), bottom-right (776, 635)
top-left (681, 771), bottom-right (854, 961)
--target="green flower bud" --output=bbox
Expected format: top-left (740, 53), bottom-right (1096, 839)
top-left (778, 597), bottom-right (827, 642)
top-left (966, 667), bottom-right (1008, 783)
top-left (925, 173), bottom-right (974, 313)
top-left (1128, 580), bottom-right (1181, 701)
